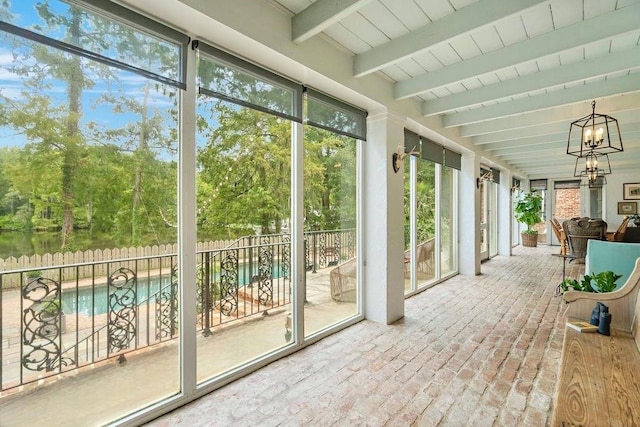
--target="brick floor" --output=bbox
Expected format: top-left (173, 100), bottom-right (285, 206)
top-left (148, 245), bottom-right (582, 427)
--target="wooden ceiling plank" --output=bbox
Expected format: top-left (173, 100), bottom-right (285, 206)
top-left (353, 0), bottom-right (546, 77)
top-left (395, 3), bottom-right (640, 99)
top-left (442, 73), bottom-right (640, 127)
top-left (423, 46), bottom-right (640, 115)
top-left (292, 0), bottom-right (375, 43)
top-left (472, 118), bottom-right (640, 145)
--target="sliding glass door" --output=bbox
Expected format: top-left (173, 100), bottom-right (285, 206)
top-left (0, 4), bottom-right (364, 425)
top-left (403, 130), bottom-right (459, 294)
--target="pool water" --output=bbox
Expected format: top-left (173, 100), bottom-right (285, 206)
top-left (61, 262), bottom-right (287, 315)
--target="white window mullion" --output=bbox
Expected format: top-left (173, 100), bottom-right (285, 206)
top-left (410, 157), bottom-right (417, 291)
top-left (292, 121), bottom-right (305, 344)
top-left (435, 163), bottom-right (442, 279)
top-left (179, 41), bottom-right (198, 396)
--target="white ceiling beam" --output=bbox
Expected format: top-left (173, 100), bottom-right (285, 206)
top-left (461, 96), bottom-right (640, 137)
top-left (394, 2), bottom-right (640, 99)
top-left (443, 73), bottom-right (640, 127)
top-left (495, 145), bottom-right (566, 157)
top-left (423, 47), bottom-right (640, 116)
top-left (474, 124), bottom-right (571, 144)
top-left (473, 112), bottom-right (640, 144)
top-left (502, 144), bottom-right (640, 164)
top-left (483, 130), bottom-right (640, 151)
top-left (292, 0), bottom-right (374, 44)
top-left (509, 158), bottom-right (577, 167)
top-left (484, 137), bottom-right (567, 151)
top-left (353, 0), bottom-right (546, 78)
top-left (502, 153), bottom-right (572, 163)
top-left (528, 159), bottom-right (640, 176)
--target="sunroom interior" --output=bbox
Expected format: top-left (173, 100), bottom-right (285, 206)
top-left (0, 0), bottom-right (639, 425)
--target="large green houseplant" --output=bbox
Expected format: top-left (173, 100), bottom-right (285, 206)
top-left (514, 190), bottom-right (543, 247)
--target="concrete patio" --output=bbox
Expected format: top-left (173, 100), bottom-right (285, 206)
top-left (0, 266), bottom-right (357, 427)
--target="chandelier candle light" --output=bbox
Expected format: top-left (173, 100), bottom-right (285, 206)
top-left (574, 151), bottom-right (611, 184)
top-left (567, 100), bottom-right (623, 186)
top-left (567, 100), bottom-right (623, 157)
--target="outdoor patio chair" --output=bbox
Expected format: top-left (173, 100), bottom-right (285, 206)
top-left (329, 257), bottom-right (357, 303)
top-left (563, 217), bottom-right (607, 261)
top-left (404, 238), bottom-right (435, 278)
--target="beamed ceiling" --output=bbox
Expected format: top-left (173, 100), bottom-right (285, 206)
top-left (273, 0), bottom-right (640, 179)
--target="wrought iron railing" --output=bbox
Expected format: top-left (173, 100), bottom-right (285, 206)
top-left (0, 228), bottom-right (355, 391)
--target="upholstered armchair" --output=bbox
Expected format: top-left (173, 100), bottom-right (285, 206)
top-left (562, 217), bottom-right (607, 261)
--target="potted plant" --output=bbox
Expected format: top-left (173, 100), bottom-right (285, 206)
top-left (514, 190), bottom-right (543, 247)
top-left (558, 270), bottom-right (622, 295)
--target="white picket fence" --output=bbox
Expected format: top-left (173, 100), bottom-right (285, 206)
top-left (0, 240), bottom-right (235, 289)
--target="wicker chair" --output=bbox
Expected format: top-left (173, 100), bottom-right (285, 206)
top-left (404, 238), bottom-right (435, 279)
top-left (329, 257), bottom-right (357, 302)
top-left (608, 216), bottom-right (630, 242)
top-left (550, 218), bottom-right (567, 255)
top-left (562, 217), bottom-right (607, 261)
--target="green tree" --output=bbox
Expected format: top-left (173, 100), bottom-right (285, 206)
top-left (1, 2), bottom-right (114, 250)
top-left (92, 24), bottom-right (179, 245)
top-left (197, 104), bottom-right (291, 236)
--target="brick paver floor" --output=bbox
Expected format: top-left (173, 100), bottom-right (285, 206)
top-left (148, 245), bottom-right (583, 427)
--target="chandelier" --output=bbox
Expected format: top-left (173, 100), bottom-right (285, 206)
top-left (573, 151), bottom-right (611, 186)
top-left (566, 100), bottom-right (623, 157)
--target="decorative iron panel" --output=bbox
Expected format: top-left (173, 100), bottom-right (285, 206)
top-left (21, 277), bottom-right (74, 372)
top-left (219, 249), bottom-right (239, 316)
top-left (282, 235), bottom-right (291, 282)
top-left (107, 267), bottom-right (137, 355)
top-left (304, 235), bottom-right (310, 271)
top-left (258, 236), bottom-right (273, 305)
top-left (333, 232), bottom-right (341, 265)
top-left (347, 230), bottom-right (355, 259)
top-left (156, 266), bottom-right (178, 340)
top-left (319, 232), bottom-right (328, 267)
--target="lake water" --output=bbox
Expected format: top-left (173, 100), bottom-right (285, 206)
top-left (0, 229), bottom-right (232, 259)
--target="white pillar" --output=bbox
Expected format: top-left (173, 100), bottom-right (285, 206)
top-left (459, 154), bottom-right (481, 275)
top-left (498, 169), bottom-right (513, 256)
top-left (363, 110), bottom-right (406, 324)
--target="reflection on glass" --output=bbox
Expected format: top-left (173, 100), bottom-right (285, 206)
top-left (480, 180), bottom-right (488, 257)
top-left (416, 159), bottom-right (436, 288)
top-left (441, 166), bottom-right (456, 276)
top-left (404, 161), bottom-right (412, 293)
top-left (195, 99), bottom-right (292, 382)
top-left (304, 130), bottom-right (358, 337)
top-left (489, 182), bottom-right (498, 257)
top-left (0, 32), bottom-right (179, 424)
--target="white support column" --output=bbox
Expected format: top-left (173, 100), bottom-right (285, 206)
top-left (459, 154), bottom-right (481, 275)
top-left (363, 110), bottom-right (406, 324)
top-left (498, 169), bottom-right (513, 256)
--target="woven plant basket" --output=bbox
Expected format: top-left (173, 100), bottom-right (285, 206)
top-left (521, 232), bottom-right (538, 247)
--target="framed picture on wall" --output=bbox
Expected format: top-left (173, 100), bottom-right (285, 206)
top-left (623, 183), bottom-right (640, 200)
top-left (618, 201), bottom-right (637, 215)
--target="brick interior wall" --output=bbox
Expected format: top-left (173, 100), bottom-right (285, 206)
top-left (554, 188), bottom-right (581, 220)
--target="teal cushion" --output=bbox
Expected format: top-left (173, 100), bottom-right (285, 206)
top-left (586, 239), bottom-right (640, 289)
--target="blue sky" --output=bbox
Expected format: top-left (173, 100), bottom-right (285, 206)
top-left (0, 1), bottom-right (180, 152)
